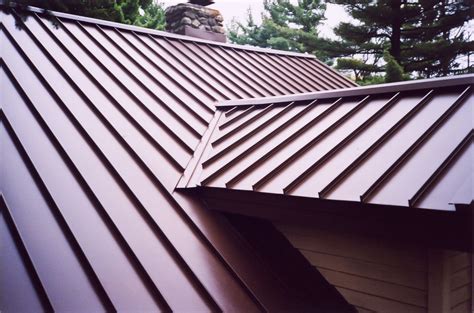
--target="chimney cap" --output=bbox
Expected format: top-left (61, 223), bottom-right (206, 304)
top-left (188, 0), bottom-right (214, 6)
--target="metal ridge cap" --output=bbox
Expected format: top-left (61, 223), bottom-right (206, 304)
top-left (216, 74), bottom-right (474, 108)
top-left (0, 3), bottom-right (315, 59)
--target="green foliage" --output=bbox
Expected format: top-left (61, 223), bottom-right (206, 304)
top-left (327, 0), bottom-right (473, 80)
top-left (356, 75), bottom-right (385, 86)
top-left (229, 0), bottom-right (329, 61)
top-left (335, 57), bottom-right (382, 81)
top-left (6, 0), bottom-right (165, 30)
top-left (383, 50), bottom-right (405, 83)
top-left (134, 2), bottom-right (165, 30)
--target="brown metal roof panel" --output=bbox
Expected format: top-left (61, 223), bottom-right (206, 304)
top-left (201, 103), bottom-right (310, 187)
top-left (1, 49), bottom-right (262, 312)
top-left (58, 19), bottom-right (209, 137)
top-left (227, 101), bottom-right (337, 190)
top-left (1, 123), bottom-right (111, 312)
top-left (241, 100), bottom-right (341, 193)
top-left (195, 43), bottom-right (271, 97)
top-left (175, 40), bottom-right (259, 98)
top-left (217, 75), bottom-right (473, 108)
top-left (256, 97), bottom-right (367, 194)
top-left (217, 104), bottom-right (260, 132)
top-left (284, 55), bottom-right (354, 91)
top-left (274, 56), bottom-right (337, 91)
top-left (290, 95), bottom-right (402, 198)
top-left (326, 90), bottom-right (436, 202)
top-left (149, 36), bottom-right (238, 99)
top-left (286, 96), bottom-right (394, 197)
top-left (1, 61), bottom-right (214, 311)
top-left (118, 30), bottom-right (220, 105)
top-left (15, 15), bottom-right (198, 157)
top-left (320, 92), bottom-right (428, 199)
top-left (204, 104), bottom-right (296, 167)
top-left (107, 27), bottom-right (217, 112)
top-left (231, 49), bottom-right (296, 94)
top-left (211, 46), bottom-right (278, 97)
top-left (1, 5), bottom-right (366, 312)
top-left (0, 199), bottom-right (51, 313)
top-left (1, 24), bottom-right (186, 190)
top-left (89, 25), bottom-right (214, 122)
top-left (361, 88), bottom-right (471, 205)
top-left (240, 50), bottom-right (305, 94)
top-left (193, 78), bottom-right (473, 212)
top-left (332, 89), bottom-right (470, 206)
top-left (213, 104), bottom-right (280, 148)
top-left (0, 85), bottom-right (165, 311)
top-left (265, 54), bottom-right (322, 92)
top-left (369, 90), bottom-right (472, 208)
top-left (297, 57), bottom-right (358, 89)
top-left (414, 134), bottom-right (472, 210)
top-left (163, 38), bottom-right (251, 98)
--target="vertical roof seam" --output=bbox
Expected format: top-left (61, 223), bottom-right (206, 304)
top-left (130, 31), bottom-right (221, 103)
top-left (283, 96), bottom-right (371, 194)
top-left (10, 16), bottom-right (190, 168)
top-left (0, 64), bottom-right (172, 311)
top-left (69, 19), bottom-right (206, 137)
top-left (98, 24), bottom-right (215, 117)
top-left (0, 186), bottom-right (56, 312)
top-left (409, 130), bottom-right (473, 207)
top-left (361, 86), bottom-right (472, 203)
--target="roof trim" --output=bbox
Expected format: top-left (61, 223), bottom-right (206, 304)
top-left (0, 2), bottom-right (317, 58)
top-left (217, 74), bottom-right (474, 108)
top-left (194, 187), bottom-right (473, 252)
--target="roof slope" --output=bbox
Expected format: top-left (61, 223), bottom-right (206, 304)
top-left (190, 75), bottom-right (473, 211)
top-left (0, 4), bottom-right (353, 192)
top-left (0, 5), bottom-right (355, 313)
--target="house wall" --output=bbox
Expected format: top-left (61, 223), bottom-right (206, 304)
top-left (274, 222), bottom-right (472, 313)
top-left (449, 252), bottom-right (472, 313)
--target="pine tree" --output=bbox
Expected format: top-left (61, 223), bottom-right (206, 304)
top-left (229, 0), bottom-right (329, 62)
top-left (5, 0), bottom-right (165, 30)
top-left (327, 0), bottom-right (473, 81)
top-left (384, 50), bottom-right (406, 82)
top-left (134, 2), bottom-right (166, 30)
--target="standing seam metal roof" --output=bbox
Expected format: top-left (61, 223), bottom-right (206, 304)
top-left (187, 75), bottom-right (473, 211)
top-left (0, 5), bottom-right (357, 312)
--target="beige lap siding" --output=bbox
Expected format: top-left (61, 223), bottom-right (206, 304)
top-left (274, 222), bottom-right (430, 313)
top-left (449, 252), bottom-right (472, 313)
top-left (275, 222), bottom-right (473, 313)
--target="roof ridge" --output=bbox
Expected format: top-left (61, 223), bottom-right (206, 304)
top-left (217, 74), bottom-right (474, 108)
top-left (0, 2), bottom-right (316, 58)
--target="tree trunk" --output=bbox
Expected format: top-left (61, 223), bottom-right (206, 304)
top-left (390, 0), bottom-right (402, 63)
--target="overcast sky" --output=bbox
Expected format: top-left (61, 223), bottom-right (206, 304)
top-left (160, 0), bottom-right (349, 38)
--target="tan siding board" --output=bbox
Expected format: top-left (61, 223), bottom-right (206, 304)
top-left (451, 300), bottom-right (471, 313)
top-left (275, 222), bottom-right (432, 312)
top-left (451, 268), bottom-right (472, 290)
top-left (450, 253), bottom-right (472, 274)
top-left (449, 253), bottom-right (472, 313)
top-left (428, 250), bottom-right (450, 313)
top-left (451, 284), bottom-right (472, 308)
top-left (355, 306), bottom-right (377, 313)
top-left (302, 250), bottom-right (427, 290)
top-left (278, 227), bottom-right (427, 271)
top-left (318, 268), bottom-right (427, 307)
top-left (337, 287), bottom-right (426, 313)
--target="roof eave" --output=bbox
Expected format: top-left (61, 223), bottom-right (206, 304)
top-left (192, 186), bottom-right (473, 252)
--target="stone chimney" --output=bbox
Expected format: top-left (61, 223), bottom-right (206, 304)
top-left (165, 0), bottom-right (226, 42)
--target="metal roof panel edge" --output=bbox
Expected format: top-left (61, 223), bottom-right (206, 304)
top-left (0, 3), bottom-right (317, 58)
top-left (217, 74), bottom-right (474, 108)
